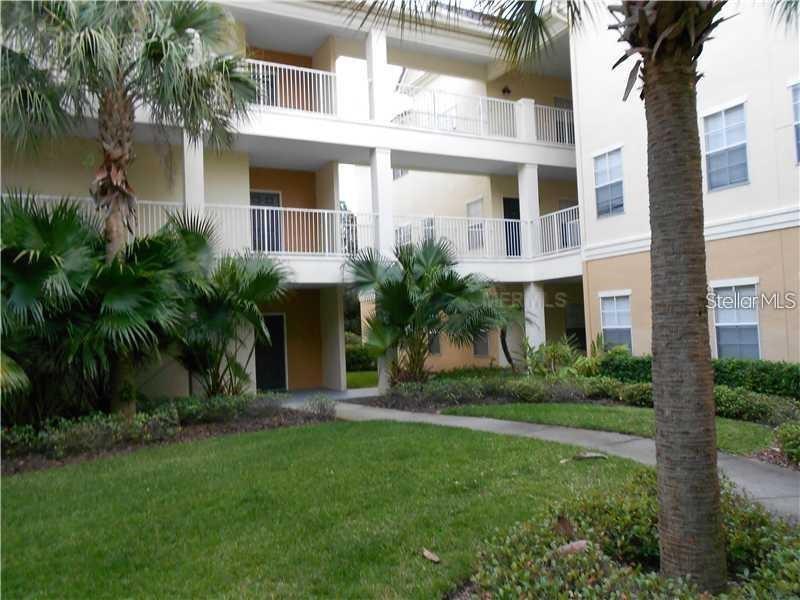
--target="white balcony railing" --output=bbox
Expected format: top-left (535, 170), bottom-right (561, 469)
top-left (392, 84), bottom-right (517, 138)
top-left (247, 59), bottom-right (337, 116)
top-left (207, 204), bottom-right (377, 256)
top-left (394, 206), bottom-right (581, 260)
top-left (534, 104), bottom-right (575, 145)
top-left (535, 205), bottom-right (581, 256)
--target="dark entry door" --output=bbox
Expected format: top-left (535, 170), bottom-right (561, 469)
top-left (503, 197), bottom-right (521, 257)
top-left (255, 314), bottom-right (287, 391)
top-left (251, 191), bottom-right (281, 252)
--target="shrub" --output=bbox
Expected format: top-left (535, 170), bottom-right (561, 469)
top-left (775, 421), bottom-right (800, 464)
top-left (576, 375), bottom-right (624, 400)
top-left (172, 394), bottom-right (252, 425)
top-left (474, 471), bottom-right (800, 599)
top-left (345, 342), bottom-right (376, 371)
top-left (526, 336), bottom-right (580, 377)
top-left (430, 366), bottom-right (512, 381)
top-left (1, 424), bottom-right (42, 458)
top-left (598, 348), bottom-right (800, 399)
top-left (618, 382), bottom-right (653, 407)
top-left (714, 385), bottom-right (772, 422)
top-left (305, 395), bottom-right (337, 420)
top-left (495, 378), bottom-right (548, 403)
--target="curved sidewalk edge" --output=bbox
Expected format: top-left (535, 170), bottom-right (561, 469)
top-left (283, 395), bottom-right (800, 521)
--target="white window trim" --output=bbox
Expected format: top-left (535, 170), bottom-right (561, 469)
top-left (599, 292), bottom-right (633, 353)
top-left (593, 147), bottom-right (625, 219)
top-left (791, 83), bottom-right (800, 164)
top-left (591, 143), bottom-right (625, 159)
top-left (700, 96), bottom-right (748, 118)
top-left (710, 281), bottom-right (761, 360)
top-left (703, 101), bottom-right (750, 193)
top-left (250, 189), bottom-right (283, 206)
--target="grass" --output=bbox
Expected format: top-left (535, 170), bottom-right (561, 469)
top-left (347, 370), bottom-right (378, 388)
top-left (2, 421), bottom-right (641, 599)
top-left (443, 403), bottom-right (775, 456)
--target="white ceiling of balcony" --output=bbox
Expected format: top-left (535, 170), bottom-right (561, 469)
top-left (222, 1), bottom-right (570, 78)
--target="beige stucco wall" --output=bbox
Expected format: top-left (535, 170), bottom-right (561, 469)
top-left (2, 136), bottom-right (250, 207)
top-left (487, 71), bottom-right (572, 105)
top-left (584, 228), bottom-right (800, 361)
top-left (489, 175), bottom-right (578, 218)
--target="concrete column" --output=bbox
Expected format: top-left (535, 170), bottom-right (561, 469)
top-left (370, 147), bottom-right (394, 256)
top-left (517, 163), bottom-right (539, 255)
top-left (515, 99), bottom-right (537, 142)
top-left (182, 131), bottom-right (205, 214)
top-left (524, 282), bottom-right (546, 350)
top-left (366, 29), bottom-right (391, 122)
top-left (320, 287), bottom-right (347, 391)
top-left (377, 347), bottom-right (396, 393)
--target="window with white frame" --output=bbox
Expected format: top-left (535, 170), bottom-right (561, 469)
top-left (600, 294), bottom-right (632, 351)
top-left (713, 284), bottom-right (759, 359)
top-left (473, 332), bottom-right (489, 357)
top-left (793, 84), bottom-right (800, 162)
top-left (593, 148), bottom-right (624, 218)
top-left (704, 103), bottom-right (748, 190)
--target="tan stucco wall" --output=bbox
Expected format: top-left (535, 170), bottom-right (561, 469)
top-left (2, 136), bottom-right (250, 206)
top-left (489, 175), bottom-right (578, 218)
top-left (247, 47), bottom-right (312, 68)
top-left (584, 228), bottom-right (800, 361)
top-left (487, 71), bottom-right (571, 105)
top-left (249, 167), bottom-right (316, 209)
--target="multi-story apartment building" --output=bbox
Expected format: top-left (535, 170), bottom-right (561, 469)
top-left (3, 2), bottom-right (797, 394)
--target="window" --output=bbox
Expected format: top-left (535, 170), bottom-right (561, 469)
top-left (704, 103), bottom-right (748, 190)
top-left (392, 168), bottom-right (409, 180)
top-left (793, 85), bottom-right (800, 162)
top-left (713, 284), bottom-right (759, 359)
top-left (466, 199), bottom-right (484, 250)
top-left (473, 332), bottom-right (489, 357)
top-left (594, 149), bottom-right (624, 218)
top-left (600, 294), bottom-right (631, 351)
top-left (428, 334), bottom-right (441, 355)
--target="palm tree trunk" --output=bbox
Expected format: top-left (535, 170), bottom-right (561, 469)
top-left (643, 60), bottom-right (726, 592)
top-left (500, 327), bottom-right (516, 373)
top-left (109, 354), bottom-right (136, 419)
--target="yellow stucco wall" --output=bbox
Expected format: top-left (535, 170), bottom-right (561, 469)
top-left (487, 71), bottom-right (572, 105)
top-left (584, 228), bottom-right (800, 361)
top-left (489, 175), bottom-right (578, 218)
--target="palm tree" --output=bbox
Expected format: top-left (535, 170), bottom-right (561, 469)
top-left (1, 0), bottom-right (254, 263)
top-left (349, 239), bottom-right (500, 384)
top-left (176, 254), bottom-right (289, 397)
top-left (350, 0), bottom-right (796, 591)
top-left (1, 194), bottom-right (219, 419)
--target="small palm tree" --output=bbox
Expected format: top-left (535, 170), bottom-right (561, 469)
top-left (352, 0), bottom-right (796, 591)
top-left (1, 194), bottom-right (219, 419)
top-left (176, 254), bottom-right (289, 397)
top-left (1, 0), bottom-right (254, 262)
top-left (349, 239), bottom-right (500, 384)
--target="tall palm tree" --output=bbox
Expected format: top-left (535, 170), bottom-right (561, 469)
top-left (1, 0), bottom-right (254, 263)
top-left (350, 0), bottom-right (796, 592)
top-left (349, 239), bottom-right (500, 383)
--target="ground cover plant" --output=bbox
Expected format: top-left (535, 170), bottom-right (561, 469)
top-left (471, 471), bottom-right (800, 598)
top-left (1, 421), bottom-right (640, 598)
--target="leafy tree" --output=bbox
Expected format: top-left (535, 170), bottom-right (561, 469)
top-left (349, 239), bottom-right (500, 383)
top-left (175, 254), bottom-right (288, 397)
top-left (1, 0), bottom-right (255, 410)
top-left (352, 0), bottom-right (796, 591)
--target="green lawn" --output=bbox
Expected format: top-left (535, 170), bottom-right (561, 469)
top-left (347, 370), bottom-right (378, 388)
top-left (2, 421), bottom-right (640, 599)
top-left (443, 403), bottom-right (774, 456)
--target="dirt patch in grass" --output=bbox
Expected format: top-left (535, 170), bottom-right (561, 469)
top-left (750, 446), bottom-right (799, 471)
top-left (2, 408), bottom-right (329, 477)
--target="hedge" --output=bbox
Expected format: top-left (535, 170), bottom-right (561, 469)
top-left (599, 351), bottom-right (799, 399)
top-left (345, 343), bottom-right (376, 371)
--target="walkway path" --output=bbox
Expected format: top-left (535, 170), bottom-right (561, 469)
top-left (284, 390), bottom-right (799, 519)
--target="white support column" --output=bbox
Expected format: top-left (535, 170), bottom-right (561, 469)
top-left (514, 99), bottom-right (537, 141)
top-left (320, 287), bottom-right (347, 391)
top-left (366, 29), bottom-right (391, 122)
top-left (370, 147), bottom-right (393, 256)
top-left (524, 282), bottom-right (546, 350)
top-left (517, 163), bottom-right (539, 256)
top-left (182, 131), bottom-right (205, 214)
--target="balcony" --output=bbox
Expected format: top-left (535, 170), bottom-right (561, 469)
top-left (243, 59), bottom-right (575, 147)
top-left (393, 205), bottom-right (581, 261)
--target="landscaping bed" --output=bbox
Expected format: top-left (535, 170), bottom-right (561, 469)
top-left (1, 394), bottom-right (335, 476)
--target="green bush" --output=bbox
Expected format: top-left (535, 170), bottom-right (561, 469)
top-left (618, 382), bottom-right (653, 407)
top-left (172, 394), bottom-right (252, 425)
top-left (598, 349), bottom-right (800, 399)
top-left (305, 395), bottom-right (337, 420)
top-left (575, 375), bottom-right (624, 400)
top-left (714, 385), bottom-right (772, 422)
top-left (776, 421), bottom-right (800, 464)
top-left (474, 471), bottom-right (800, 599)
top-left (345, 343), bottom-right (376, 371)
top-left (430, 366), bottom-right (512, 381)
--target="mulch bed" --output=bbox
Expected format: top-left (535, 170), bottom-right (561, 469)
top-left (750, 446), bottom-right (799, 471)
top-left (2, 408), bottom-right (328, 477)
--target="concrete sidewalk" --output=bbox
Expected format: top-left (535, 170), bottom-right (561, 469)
top-left (284, 396), bottom-right (799, 520)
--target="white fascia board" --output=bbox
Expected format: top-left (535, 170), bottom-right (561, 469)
top-left (709, 277), bottom-right (759, 289)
